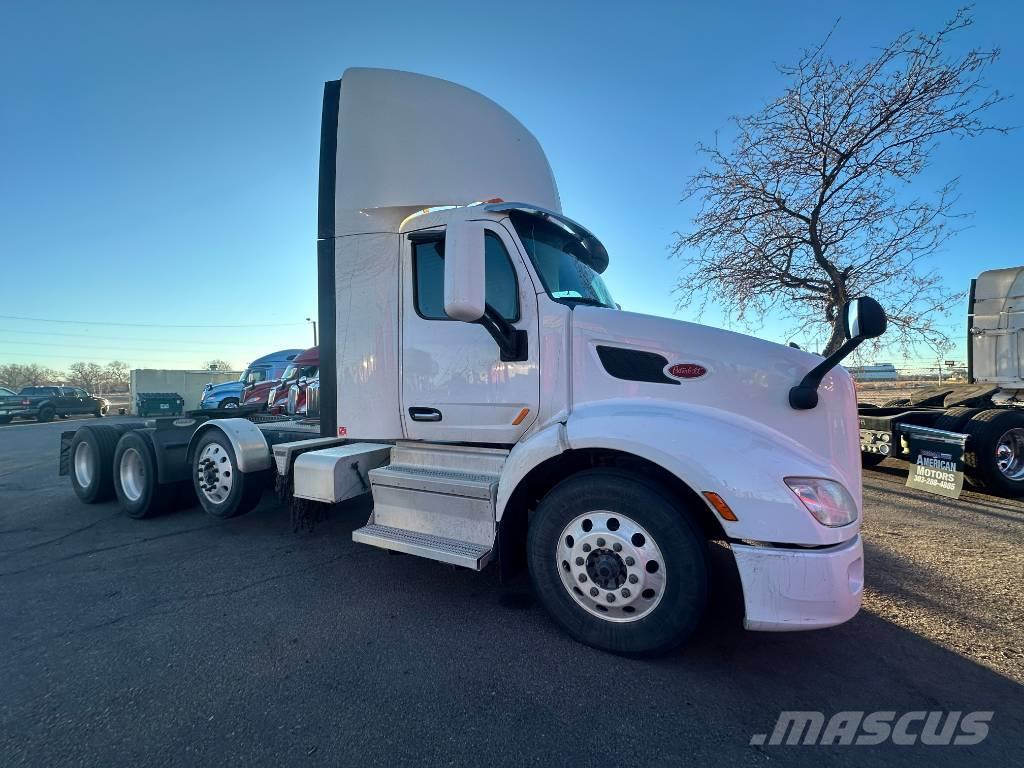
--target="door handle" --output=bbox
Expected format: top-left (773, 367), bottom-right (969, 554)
top-left (409, 407), bottom-right (442, 422)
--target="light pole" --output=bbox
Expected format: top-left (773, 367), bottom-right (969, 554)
top-left (306, 317), bottom-right (318, 346)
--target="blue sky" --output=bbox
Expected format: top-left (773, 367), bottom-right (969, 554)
top-left (1, 0), bottom-right (1020, 372)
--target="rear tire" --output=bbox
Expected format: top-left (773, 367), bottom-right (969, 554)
top-left (962, 409), bottom-right (1024, 496)
top-left (70, 425), bottom-right (123, 503)
top-left (882, 398), bottom-right (910, 408)
top-left (113, 431), bottom-right (175, 519)
top-left (527, 469), bottom-right (708, 657)
top-left (932, 406), bottom-right (983, 433)
top-left (191, 431), bottom-right (264, 518)
top-left (37, 406), bottom-right (55, 423)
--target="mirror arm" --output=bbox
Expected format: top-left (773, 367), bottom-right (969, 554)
top-left (788, 336), bottom-right (864, 410)
top-left (475, 304), bottom-right (528, 362)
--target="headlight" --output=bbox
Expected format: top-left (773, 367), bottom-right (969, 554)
top-left (784, 477), bottom-right (858, 527)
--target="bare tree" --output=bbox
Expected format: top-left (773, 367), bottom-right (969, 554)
top-left (0, 364), bottom-right (64, 390)
top-left (674, 8), bottom-right (1009, 355)
top-left (205, 359), bottom-right (233, 371)
top-left (105, 360), bottom-right (130, 391)
top-left (67, 362), bottom-right (106, 393)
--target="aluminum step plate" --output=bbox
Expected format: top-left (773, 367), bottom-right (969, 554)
top-left (369, 463), bottom-right (498, 500)
top-left (352, 523), bottom-right (492, 570)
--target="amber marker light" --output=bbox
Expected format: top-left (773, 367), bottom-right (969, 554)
top-left (703, 491), bottom-right (738, 522)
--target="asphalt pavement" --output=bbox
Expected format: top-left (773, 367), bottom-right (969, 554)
top-left (0, 416), bottom-right (1021, 766)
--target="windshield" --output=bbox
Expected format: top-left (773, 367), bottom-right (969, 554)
top-left (242, 368), bottom-right (268, 385)
top-left (508, 209), bottom-right (616, 309)
top-left (281, 364), bottom-right (298, 381)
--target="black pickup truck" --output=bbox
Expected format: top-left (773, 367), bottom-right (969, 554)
top-left (0, 386), bottom-right (109, 424)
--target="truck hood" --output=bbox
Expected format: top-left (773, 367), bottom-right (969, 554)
top-left (204, 381), bottom-right (242, 396)
top-left (569, 307), bottom-right (861, 496)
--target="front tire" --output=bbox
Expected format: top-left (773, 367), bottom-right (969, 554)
top-left (527, 470), bottom-right (708, 657)
top-left (191, 431), bottom-right (264, 518)
top-left (37, 406), bottom-right (55, 423)
top-left (220, 398), bottom-right (239, 410)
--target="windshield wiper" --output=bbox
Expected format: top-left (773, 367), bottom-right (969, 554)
top-left (558, 297), bottom-right (612, 308)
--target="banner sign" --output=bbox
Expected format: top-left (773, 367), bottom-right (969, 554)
top-left (900, 424), bottom-right (968, 499)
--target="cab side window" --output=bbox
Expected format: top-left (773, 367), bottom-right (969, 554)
top-left (413, 232), bottom-right (520, 322)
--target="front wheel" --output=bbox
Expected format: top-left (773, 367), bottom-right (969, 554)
top-left (527, 470), bottom-right (708, 657)
top-left (220, 398), bottom-right (239, 410)
top-left (37, 406), bottom-right (55, 423)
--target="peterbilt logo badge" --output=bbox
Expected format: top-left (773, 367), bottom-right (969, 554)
top-left (667, 363), bottom-right (707, 379)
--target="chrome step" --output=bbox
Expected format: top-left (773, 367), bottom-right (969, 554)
top-left (352, 523), bottom-right (493, 570)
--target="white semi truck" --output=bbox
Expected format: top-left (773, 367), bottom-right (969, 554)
top-left (860, 267), bottom-right (1024, 498)
top-left (60, 68), bottom-right (885, 656)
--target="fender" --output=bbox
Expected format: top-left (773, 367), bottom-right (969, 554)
top-left (186, 418), bottom-right (272, 474)
top-left (496, 419), bottom-right (570, 521)
top-left (500, 400), bottom-right (860, 547)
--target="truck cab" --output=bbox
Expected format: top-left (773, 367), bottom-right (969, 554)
top-left (63, 68), bottom-right (881, 656)
top-left (201, 349), bottom-right (302, 409)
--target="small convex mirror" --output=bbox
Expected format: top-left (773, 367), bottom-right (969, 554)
top-left (842, 296), bottom-right (887, 341)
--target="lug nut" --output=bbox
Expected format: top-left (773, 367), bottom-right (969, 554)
top-left (625, 557), bottom-right (635, 566)
top-left (596, 538), bottom-right (606, 547)
top-left (575, 557), bottom-right (584, 566)
top-left (578, 574), bottom-right (587, 583)
top-left (590, 587), bottom-right (599, 597)
top-left (606, 593), bottom-right (615, 603)
top-left (612, 543), bottom-right (622, 552)
top-left (582, 544), bottom-right (591, 552)
top-left (628, 574), bottom-right (638, 584)
top-left (621, 588), bottom-right (631, 598)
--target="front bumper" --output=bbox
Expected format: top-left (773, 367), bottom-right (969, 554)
top-left (732, 534), bottom-right (863, 631)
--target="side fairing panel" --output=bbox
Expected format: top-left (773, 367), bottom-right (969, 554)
top-left (334, 68), bottom-right (560, 235)
top-left (335, 232), bottom-right (404, 439)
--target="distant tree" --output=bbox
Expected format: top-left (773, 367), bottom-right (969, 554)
top-left (205, 359), bottom-right (233, 371)
top-left (67, 362), bottom-right (107, 393)
top-left (673, 8), bottom-right (1009, 356)
top-left (105, 360), bottom-right (130, 390)
top-left (0, 363), bottom-right (64, 390)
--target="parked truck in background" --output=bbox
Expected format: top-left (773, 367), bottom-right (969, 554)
top-left (1, 386), bottom-right (109, 424)
top-left (269, 347), bottom-right (319, 415)
top-left (200, 349), bottom-right (303, 409)
top-left (59, 68), bottom-right (886, 656)
top-left (860, 266), bottom-right (1024, 497)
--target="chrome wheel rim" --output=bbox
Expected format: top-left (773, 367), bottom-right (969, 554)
top-left (223, 401), bottom-right (238, 409)
top-left (196, 442), bottom-right (233, 504)
top-left (556, 511), bottom-right (666, 623)
top-left (995, 428), bottom-right (1024, 480)
top-left (74, 441), bottom-right (95, 487)
top-left (120, 447), bottom-right (145, 502)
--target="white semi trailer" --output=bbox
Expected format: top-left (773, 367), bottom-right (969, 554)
top-left (60, 69), bottom-right (885, 656)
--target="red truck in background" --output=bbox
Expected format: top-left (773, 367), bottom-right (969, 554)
top-left (244, 346), bottom-right (319, 414)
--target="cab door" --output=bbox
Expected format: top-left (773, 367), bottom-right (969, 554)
top-left (401, 221), bottom-right (539, 444)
